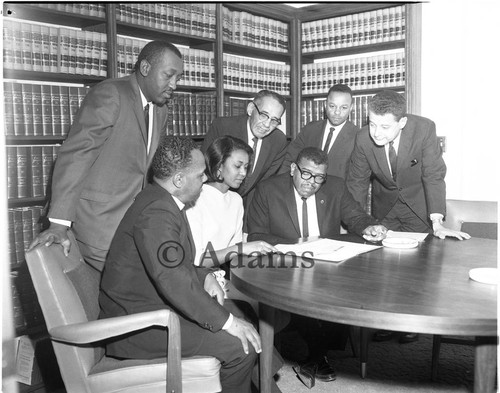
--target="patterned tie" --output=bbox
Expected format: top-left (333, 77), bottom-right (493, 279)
top-left (323, 127), bottom-right (335, 152)
top-left (247, 136), bottom-right (258, 176)
top-left (388, 141), bottom-right (397, 180)
top-left (301, 197), bottom-right (309, 238)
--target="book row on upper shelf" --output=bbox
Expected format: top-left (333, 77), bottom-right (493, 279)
top-left (22, 3), bottom-right (289, 53)
top-left (301, 5), bottom-right (406, 53)
top-left (223, 54), bottom-right (290, 95)
top-left (302, 51), bottom-right (405, 96)
top-left (301, 94), bottom-right (376, 129)
top-left (4, 82), bottom-right (89, 138)
top-left (8, 206), bottom-right (45, 269)
top-left (6, 145), bottom-right (60, 200)
top-left (221, 6), bottom-right (289, 52)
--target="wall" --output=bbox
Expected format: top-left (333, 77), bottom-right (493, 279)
top-left (421, 0), bottom-right (499, 201)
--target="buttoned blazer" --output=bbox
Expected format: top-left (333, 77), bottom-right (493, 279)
top-left (280, 120), bottom-right (360, 178)
top-left (247, 173), bottom-right (377, 245)
top-left (48, 74), bottom-right (168, 253)
top-left (99, 182), bottom-right (229, 359)
top-left (347, 114), bottom-right (447, 226)
top-left (201, 115), bottom-right (288, 202)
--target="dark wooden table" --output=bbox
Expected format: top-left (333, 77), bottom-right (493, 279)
top-left (231, 236), bottom-right (497, 393)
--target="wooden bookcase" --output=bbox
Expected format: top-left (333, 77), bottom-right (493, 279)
top-left (2, 2), bottom-right (419, 391)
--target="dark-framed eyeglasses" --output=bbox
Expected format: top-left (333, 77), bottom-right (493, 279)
top-left (295, 164), bottom-right (327, 184)
top-left (252, 102), bottom-right (281, 127)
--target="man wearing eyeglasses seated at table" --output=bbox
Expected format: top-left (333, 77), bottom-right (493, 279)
top-left (201, 90), bottom-right (288, 231)
top-left (247, 146), bottom-right (387, 388)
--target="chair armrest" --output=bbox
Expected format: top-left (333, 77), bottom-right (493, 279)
top-left (49, 309), bottom-right (176, 344)
top-left (50, 309), bottom-right (182, 392)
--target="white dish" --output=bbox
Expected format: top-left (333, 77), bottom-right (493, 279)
top-left (469, 268), bottom-right (499, 285)
top-left (382, 237), bottom-right (418, 249)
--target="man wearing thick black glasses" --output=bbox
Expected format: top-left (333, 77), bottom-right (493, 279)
top-left (247, 146), bottom-right (386, 388)
top-left (201, 90), bottom-right (288, 231)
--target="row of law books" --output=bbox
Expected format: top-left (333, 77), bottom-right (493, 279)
top-left (166, 93), bottom-right (217, 137)
top-left (25, 3), bottom-right (106, 19)
top-left (8, 206), bottom-right (45, 268)
top-left (4, 82), bottom-right (89, 137)
top-left (116, 3), bottom-right (217, 39)
top-left (302, 52), bottom-right (405, 95)
top-left (223, 54), bottom-right (290, 95)
top-left (6, 145), bottom-right (60, 200)
top-left (116, 40), bottom-right (216, 89)
top-left (11, 270), bottom-right (45, 332)
top-left (3, 19), bottom-right (108, 77)
top-left (301, 93), bottom-right (395, 129)
top-left (302, 5), bottom-right (406, 53)
top-left (222, 6), bottom-right (289, 52)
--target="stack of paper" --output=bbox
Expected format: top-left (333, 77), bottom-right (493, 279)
top-left (274, 238), bottom-right (381, 263)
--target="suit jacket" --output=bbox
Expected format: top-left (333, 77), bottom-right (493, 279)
top-left (99, 182), bottom-right (229, 359)
top-left (48, 74), bottom-right (168, 255)
top-left (247, 173), bottom-right (377, 245)
top-left (279, 120), bottom-right (360, 178)
top-left (347, 114), bottom-right (447, 228)
top-left (201, 115), bottom-right (288, 212)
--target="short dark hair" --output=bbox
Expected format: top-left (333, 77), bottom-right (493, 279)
top-left (368, 90), bottom-right (407, 120)
top-left (151, 136), bottom-right (197, 179)
top-left (253, 90), bottom-right (286, 112)
top-left (205, 136), bottom-right (253, 183)
top-left (296, 147), bottom-right (328, 167)
top-left (327, 83), bottom-right (353, 98)
top-left (134, 40), bottom-right (182, 72)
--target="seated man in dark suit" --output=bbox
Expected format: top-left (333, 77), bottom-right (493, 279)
top-left (99, 136), bottom-right (260, 393)
top-left (247, 146), bottom-right (387, 388)
top-left (202, 90), bottom-right (288, 230)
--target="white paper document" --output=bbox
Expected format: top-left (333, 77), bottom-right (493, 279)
top-left (275, 238), bottom-right (381, 263)
top-left (385, 230), bottom-right (429, 242)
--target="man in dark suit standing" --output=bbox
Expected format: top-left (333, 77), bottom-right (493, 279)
top-left (247, 147), bottom-right (387, 388)
top-left (280, 84), bottom-right (360, 179)
top-left (99, 137), bottom-right (260, 393)
top-left (347, 89), bottom-right (470, 343)
top-left (201, 90), bottom-right (288, 229)
top-left (29, 41), bottom-right (183, 271)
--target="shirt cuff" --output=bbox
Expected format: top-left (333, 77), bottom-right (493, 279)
top-left (222, 313), bottom-right (234, 330)
top-left (429, 213), bottom-right (444, 223)
top-left (49, 218), bottom-right (72, 227)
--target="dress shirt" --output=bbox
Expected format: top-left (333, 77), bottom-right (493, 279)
top-left (172, 194), bottom-right (234, 330)
top-left (293, 188), bottom-right (320, 238)
top-left (321, 120), bottom-right (346, 153)
top-left (247, 124), bottom-right (262, 172)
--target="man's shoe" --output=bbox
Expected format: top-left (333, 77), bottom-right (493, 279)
top-left (315, 356), bottom-right (336, 382)
top-left (399, 332), bottom-right (419, 344)
top-left (372, 330), bottom-right (397, 342)
top-left (293, 363), bottom-right (315, 389)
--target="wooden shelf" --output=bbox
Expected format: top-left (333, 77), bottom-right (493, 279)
top-left (5, 136), bottom-right (66, 144)
top-left (8, 197), bottom-right (48, 208)
top-left (222, 42), bottom-right (290, 63)
top-left (3, 69), bottom-right (105, 85)
top-left (302, 85), bottom-right (405, 99)
top-left (302, 40), bottom-right (406, 62)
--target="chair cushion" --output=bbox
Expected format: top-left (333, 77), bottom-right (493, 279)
top-left (89, 355), bottom-right (221, 393)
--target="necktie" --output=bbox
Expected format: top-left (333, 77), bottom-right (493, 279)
top-left (144, 103), bottom-right (150, 130)
top-left (323, 127), bottom-right (335, 152)
top-left (388, 141), bottom-right (397, 180)
top-left (301, 197), bottom-right (309, 238)
top-left (247, 137), bottom-right (258, 176)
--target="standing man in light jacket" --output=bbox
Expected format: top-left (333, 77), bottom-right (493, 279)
top-left (28, 40), bottom-right (184, 271)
